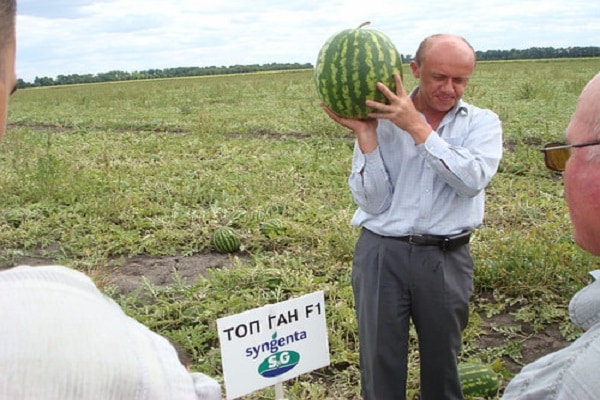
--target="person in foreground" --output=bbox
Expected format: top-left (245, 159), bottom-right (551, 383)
top-left (0, 2), bottom-right (221, 399)
top-left (322, 34), bottom-right (503, 399)
top-left (0, 0), bottom-right (17, 138)
top-left (0, 265), bottom-right (222, 400)
top-left (502, 72), bottom-right (600, 399)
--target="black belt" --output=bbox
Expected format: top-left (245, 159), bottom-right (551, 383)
top-left (370, 229), bottom-right (471, 251)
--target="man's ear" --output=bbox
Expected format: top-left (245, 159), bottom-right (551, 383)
top-left (410, 60), bottom-right (420, 79)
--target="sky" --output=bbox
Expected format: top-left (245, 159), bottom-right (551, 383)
top-left (15, 0), bottom-right (600, 82)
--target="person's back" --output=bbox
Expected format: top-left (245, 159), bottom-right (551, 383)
top-left (502, 279), bottom-right (600, 399)
top-left (0, 265), bottom-right (221, 400)
top-left (0, 3), bottom-right (221, 398)
top-left (502, 73), bottom-right (600, 399)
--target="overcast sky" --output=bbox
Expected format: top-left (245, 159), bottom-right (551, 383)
top-left (15, 0), bottom-right (600, 82)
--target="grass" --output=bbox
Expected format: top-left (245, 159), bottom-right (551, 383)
top-left (3, 58), bottom-right (600, 399)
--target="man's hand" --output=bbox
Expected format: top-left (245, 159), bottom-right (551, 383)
top-left (366, 73), bottom-right (432, 144)
top-left (321, 103), bottom-right (378, 154)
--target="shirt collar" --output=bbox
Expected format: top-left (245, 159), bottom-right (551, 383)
top-left (454, 99), bottom-right (468, 116)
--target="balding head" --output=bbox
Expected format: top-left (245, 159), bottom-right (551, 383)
top-left (409, 34), bottom-right (476, 116)
top-left (414, 34), bottom-right (476, 68)
top-left (566, 73), bottom-right (600, 160)
top-left (564, 72), bottom-right (600, 256)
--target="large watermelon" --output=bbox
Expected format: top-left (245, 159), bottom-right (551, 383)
top-left (458, 362), bottom-right (500, 399)
top-left (314, 22), bottom-right (403, 119)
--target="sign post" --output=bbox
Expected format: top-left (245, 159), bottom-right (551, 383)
top-left (217, 291), bottom-right (330, 399)
top-left (274, 382), bottom-right (285, 400)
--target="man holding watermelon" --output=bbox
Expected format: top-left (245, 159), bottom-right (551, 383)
top-left (322, 33), bottom-right (503, 399)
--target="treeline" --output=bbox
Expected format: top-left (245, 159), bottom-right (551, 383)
top-left (475, 46), bottom-right (600, 61)
top-left (17, 62), bottom-right (313, 89)
top-left (18, 46), bottom-right (600, 88)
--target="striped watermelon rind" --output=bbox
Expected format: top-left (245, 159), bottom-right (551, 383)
top-left (314, 22), bottom-right (404, 119)
top-left (459, 362), bottom-right (500, 399)
top-left (260, 219), bottom-right (286, 238)
top-left (212, 227), bottom-right (241, 253)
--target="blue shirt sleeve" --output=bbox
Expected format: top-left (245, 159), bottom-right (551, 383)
top-left (418, 108), bottom-right (502, 197)
top-left (348, 143), bottom-right (393, 215)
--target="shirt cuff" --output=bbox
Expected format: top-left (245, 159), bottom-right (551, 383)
top-left (364, 147), bottom-right (385, 169)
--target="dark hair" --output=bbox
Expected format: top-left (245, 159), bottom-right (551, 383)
top-left (0, 0), bottom-right (16, 71)
top-left (414, 34), bottom-right (475, 66)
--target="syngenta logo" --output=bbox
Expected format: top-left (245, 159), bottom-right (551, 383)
top-left (246, 331), bottom-right (306, 378)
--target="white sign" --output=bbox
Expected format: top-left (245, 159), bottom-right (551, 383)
top-left (217, 291), bottom-right (330, 399)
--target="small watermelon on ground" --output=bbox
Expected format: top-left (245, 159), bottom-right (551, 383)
top-left (260, 219), bottom-right (286, 238)
top-left (249, 210), bottom-right (266, 223)
top-left (212, 227), bottom-right (240, 253)
top-left (459, 362), bottom-right (500, 399)
top-left (314, 21), bottom-right (404, 119)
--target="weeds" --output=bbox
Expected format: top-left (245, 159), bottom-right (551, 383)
top-left (2, 59), bottom-right (600, 399)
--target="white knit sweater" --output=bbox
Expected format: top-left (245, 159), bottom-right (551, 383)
top-left (0, 265), bottom-right (221, 400)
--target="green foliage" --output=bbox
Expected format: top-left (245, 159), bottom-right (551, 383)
top-left (3, 59), bottom-right (600, 399)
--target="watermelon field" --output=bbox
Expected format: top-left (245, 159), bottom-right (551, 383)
top-left (2, 58), bottom-right (600, 399)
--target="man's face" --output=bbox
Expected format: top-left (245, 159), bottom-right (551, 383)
top-left (563, 96), bottom-right (600, 256)
top-left (410, 39), bottom-right (475, 115)
top-left (0, 38), bottom-right (17, 138)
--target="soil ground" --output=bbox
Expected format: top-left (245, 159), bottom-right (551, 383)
top-left (4, 253), bottom-right (570, 379)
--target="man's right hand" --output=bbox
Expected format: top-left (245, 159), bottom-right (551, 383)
top-left (321, 103), bottom-right (378, 154)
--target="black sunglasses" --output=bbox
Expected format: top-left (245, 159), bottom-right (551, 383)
top-left (540, 140), bottom-right (600, 172)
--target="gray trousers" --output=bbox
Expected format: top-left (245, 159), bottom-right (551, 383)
top-left (353, 229), bottom-right (474, 400)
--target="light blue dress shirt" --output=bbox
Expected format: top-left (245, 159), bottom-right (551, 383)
top-left (502, 279), bottom-right (600, 400)
top-left (348, 98), bottom-right (503, 236)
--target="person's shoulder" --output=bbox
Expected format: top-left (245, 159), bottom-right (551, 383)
top-left (190, 372), bottom-right (222, 400)
top-left (0, 265), bottom-right (101, 294)
top-left (458, 101), bottom-right (501, 125)
top-left (1, 264), bottom-right (84, 280)
top-left (458, 100), bottom-right (497, 116)
top-left (570, 279), bottom-right (600, 329)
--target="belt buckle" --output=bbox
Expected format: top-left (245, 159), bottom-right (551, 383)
top-left (441, 237), bottom-right (451, 251)
top-left (408, 234), bottom-right (422, 245)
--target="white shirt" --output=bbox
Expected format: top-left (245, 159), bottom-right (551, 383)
top-left (349, 98), bottom-right (503, 236)
top-left (0, 265), bottom-right (221, 400)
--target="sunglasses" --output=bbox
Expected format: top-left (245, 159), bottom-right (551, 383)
top-left (540, 140), bottom-right (600, 172)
